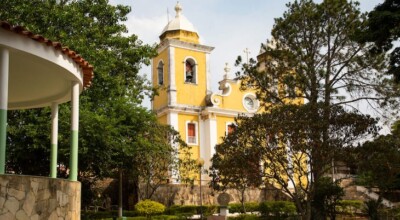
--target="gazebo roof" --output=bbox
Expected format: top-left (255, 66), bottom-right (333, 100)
top-left (0, 21), bottom-right (94, 110)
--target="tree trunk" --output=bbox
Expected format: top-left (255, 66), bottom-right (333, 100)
top-left (118, 168), bottom-right (123, 218)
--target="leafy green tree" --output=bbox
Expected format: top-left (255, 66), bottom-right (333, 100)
top-left (312, 177), bottom-right (344, 220)
top-left (231, 0), bottom-right (394, 218)
top-left (214, 103), bottom-right (376, 218)
top-left (354, 121), bottom-right (400, 196)
top-left (0, 0), bottom-right (193, 211)
top-left (211, 126), bottom-right (263, 213)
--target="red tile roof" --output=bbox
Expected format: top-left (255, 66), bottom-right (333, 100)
top-left (0, 21), bottom-right (94, 88)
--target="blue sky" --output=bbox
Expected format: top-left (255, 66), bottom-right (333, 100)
top-left (109, 0), bottom-right (383, 106)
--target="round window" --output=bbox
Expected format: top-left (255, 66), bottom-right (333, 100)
top-left (243, 94), bottom-right (258, 112)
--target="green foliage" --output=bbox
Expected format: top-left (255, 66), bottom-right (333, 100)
top-left (0, 0), bottom-right (196, 209)
top-left (259, 201), bottom-right (297, 217)
top-left (227, 214), bottom-right (259, 220)
top-left (360, 0), bottom-right (400, 82)
top-left (81, 210), bottom-right (138, 219)
top-left (135, 200), bottom-right (166, 217)
top-left (364, 199), bottom-right (382, 220)
top-left (336, 200), bottom-right (363, 215)
top-left (312, 177), bottom-right (344, 220)
top-left (231, 0), bottom-right (396, 219)
top-left (165, 205), bottom-right (218, 216)
top-left (228, 202), bottom-right (259, 213)
top-left (354, 127), bottom-right (400, 192)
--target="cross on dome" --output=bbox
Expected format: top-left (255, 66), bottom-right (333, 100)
top-left (175, 2), bottom-right (182, 18)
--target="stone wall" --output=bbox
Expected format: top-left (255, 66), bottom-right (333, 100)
top-left (0, 174), bottom-right (81, 220)
top-left (139, 183), bottom-right (289, 207)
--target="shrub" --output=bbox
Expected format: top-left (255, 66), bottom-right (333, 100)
top-left (228, 202), bottom-right (259, 213)
top-left (81, 210), bottom-right (139, 219)
top-left (228, 214), bottom-right (259, 220)
top-left (259, 201), bottom-right (297, 217)
top-left (336, 200), bottom-right (363, 215)
top-left (135, 200), bottom-right (166, 218)
top-left (165, 205), bottom-right (218, 216)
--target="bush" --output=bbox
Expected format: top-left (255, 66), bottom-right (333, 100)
top-left (259, 201), bottom-right (297, 217)
top-left (228, 202), bottom-right (260, 213)
top-left (228, 214), bottom-right (259, 220)
top-left (135, 200), bottom-right (166, 218)
top-left (81, 210), bottom-right (139, 219)
top-left (165, 205), bottom-right (218, 216)
top-left (336, 200), bottom-right (363, 215)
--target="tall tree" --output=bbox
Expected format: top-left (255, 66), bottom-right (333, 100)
top-left (231, 0), bottom-right (396, 218)
top-left (0, 0), bottom-right (192, 210)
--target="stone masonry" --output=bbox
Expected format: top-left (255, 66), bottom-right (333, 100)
top-left (0, 174), bottom-right (81, 220)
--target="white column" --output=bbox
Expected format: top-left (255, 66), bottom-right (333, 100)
top-left (203, 114), bottom-right (217, 171)
top-left (168, 112), bottom-right (179, 183)
top-left (69, 82), bottom-right (79, 181)
top-left (50, 102), bottom-right (58, 178)
top-left (0, 48), bottom-right (9, 174)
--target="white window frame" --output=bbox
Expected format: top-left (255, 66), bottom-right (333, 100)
top-left (157, 60), bottom-right (164, 85)
top-left (183, 56), bottom-right (198, 84)
top-left (185, 121), bottom-right (199, 145)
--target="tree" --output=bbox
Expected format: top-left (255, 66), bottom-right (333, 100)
top-left (354, 121), bottom-right (400, 197)
top-left (132, 123), bottom-right (194, 200)
top-left (0, 0), bottom-right (193, 211)
top-left (215, 104), bottom-right (376, 218)
top-left (361, 0), bottom-right (400, 82)
top-left (210, 126), bottom-right (263, 213)
top-left (231, 0), bottom-right (395, 218)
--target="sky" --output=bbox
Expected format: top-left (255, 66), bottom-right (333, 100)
top-left (109, 0), bottom-right (383, 108)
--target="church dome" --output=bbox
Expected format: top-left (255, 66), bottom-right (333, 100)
top-left (160, 2), bottom-right (199, 44)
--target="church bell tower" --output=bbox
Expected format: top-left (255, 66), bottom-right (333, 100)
top-left (152, 2), bottom-right (214, 182)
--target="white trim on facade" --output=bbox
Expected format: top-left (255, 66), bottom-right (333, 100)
top-left (168, 47), bottom-right (177, 106)
top-left (158, 38), bottom-right (214, 54)
top-left (242, 93), bottom-right (259, 113)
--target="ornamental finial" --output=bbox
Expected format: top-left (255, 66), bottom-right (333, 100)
top-left (175, 1), bottom-right (182, 18)
top-left (224, 63), bottom-right (230, 79)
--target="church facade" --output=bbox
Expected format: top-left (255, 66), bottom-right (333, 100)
top-left (151, 2), bottom-right (261, 184)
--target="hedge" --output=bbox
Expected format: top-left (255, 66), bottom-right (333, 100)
top-left (336, 200), bottom-right (364, 215)
top-left (165, 205), bottom-right (218, 216)
top-left (228, 202), bottom-right (260, 213)
top-left (259, 201), bottom-right (297, 217)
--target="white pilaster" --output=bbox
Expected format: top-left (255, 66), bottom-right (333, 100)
top-left (168, 47), bottom-right (177, 106)
top-left (203, 114), bottom-right (217, 171)
top-left (167, 111), bottom-right (179, 183)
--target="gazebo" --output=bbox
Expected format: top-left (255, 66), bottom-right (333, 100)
top-left (0, 21), bottom-right (93, 219)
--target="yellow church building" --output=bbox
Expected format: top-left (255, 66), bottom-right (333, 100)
top-left (152, 2), bottom-right (262, 184)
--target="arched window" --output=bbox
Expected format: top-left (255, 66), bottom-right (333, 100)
top-left (157, 61), bottom-right (164, 85)
top-left (185, 58), bottom-right (196, 84)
